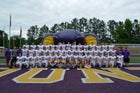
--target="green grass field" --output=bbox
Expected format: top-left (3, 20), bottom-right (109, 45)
top-left (130, 55), bottom-right (140, 63)
top-left (0, 58), bottom-right (6, 64)
top-left (0, 56), bottom-right (140, 64)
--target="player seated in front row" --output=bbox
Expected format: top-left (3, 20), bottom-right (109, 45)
top-left (84, 58), bottom-right (92, 69)
top-left (116, 52), bottom-right (124, 67)
top-left (68, 58), bottom-right (77, 69)
top-left (77, 58), bottom-right (84, 68)
top-left (48, 58), bottom-right (58, 68)
top-left (16, 53), bottom-right (29, 68)
top-left (57, 57), bottom-right (67, 69)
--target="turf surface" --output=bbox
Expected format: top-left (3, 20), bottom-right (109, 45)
top-left (0, 65), bottom-right (140, 93)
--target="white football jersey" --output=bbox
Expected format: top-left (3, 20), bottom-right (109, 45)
top-left (117, 55), bottom-right (124, 62)
top-left (109, 56), bottom-right (116, 62)
top-left (22, 49), bottom-right (28, 56)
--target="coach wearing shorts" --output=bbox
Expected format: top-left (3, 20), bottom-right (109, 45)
top-left (123, 47), bottom-right (130, 66)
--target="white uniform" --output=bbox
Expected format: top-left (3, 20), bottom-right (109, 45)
top-left (30, 56), bottom-right (36, 67)
top-left (22, 49), bottom-right (28, 57)
top-left (42, 56), bottom-right (48, 67)
top-left (94, 50), bottom-right (99, 56)
top-left (37, 56), bottom-right (42, 67)
top-left (30, 45), bottom-right (36, 49)
top-left (109, 56), bottom-right (116, 67)
top-left (102, 56), bottom-right (109, 67)
top-left (109, 50), bottom-right (116, 56)
top-left (35, 49), bottom-right (42, 56)
top-left (72, 45), bottom-right (76, 51)
top-left (102, 45), bottom-right (108, 51)
top-left (37, 45), bottom-right (44, 50)
top-left (89, 44), bottom-right (94, 50)
top-left (96, 56), bottom-right (103, 67)
top-left (98, 50), bottom-right (104, 56)
top-left (61, 44), bottom-right (66, 50)
top-left (16, 56), bottom-right (25, 68)
top-left (24, 56), bottom-right (30, 68)
top-left (103, 50), bottom-right (110, 56)
top-left (23, 44), bottom-right (29, 49)
top-left (84, 45), bottom-right (88, 51)
top-left (96, 45), bottom-right (101, 51)
top-left (46, 45), bottom-right (49, 50)
top-left (28, 49), bottom-right (34, 57)
top-left (108, 44), bottom-right (115, 51)
top-left (92, 56), bottom-right (98, 67)
top-left (117, 55), bottom-right (124, 67)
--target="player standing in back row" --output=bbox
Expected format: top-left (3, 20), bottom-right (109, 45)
top-left (122, 47), bottom-right (130, 66)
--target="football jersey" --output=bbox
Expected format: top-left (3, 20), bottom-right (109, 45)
top-left (96, 45), bottom-right (101, 51)
top-left (37, 45), bottom-right (44, 50)
top-left (31, 56), bottom-right (36, 62)
top-left (96, 56), bottom-right (103, 63)
top-left (94, 50), bottom-right (99, 56)
top-left (17, 56), bottom-right (24, 62)
top-left (103, 56), bottom-right (109, 63)
top-left (30, 45), bottom-right (36, 49)
top-left (23, 44), bottom-right (29, 49)
top-left (117, 55), bottom-right (124, 62)
top-left (109, 56), bottom-right (116, 62)
top-left (28, 49), bottom-right (34, 57)
top-left (24, 56), bottom-right (30, 62)
top-left (108, 44), bottom-right (115, 51)
top-left (22, 49), bottom-right (28, 56)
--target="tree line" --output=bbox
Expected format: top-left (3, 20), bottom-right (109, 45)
top-left (0, 17), bottom-right (140, 48)
top-left (27, 17), bottom-right (140, 44)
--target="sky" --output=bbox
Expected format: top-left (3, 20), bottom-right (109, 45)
top-left (0, 0), bottom-right (140, 39)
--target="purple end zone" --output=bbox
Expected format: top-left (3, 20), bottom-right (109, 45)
top-left (0, 65), bottom-right (140, 93)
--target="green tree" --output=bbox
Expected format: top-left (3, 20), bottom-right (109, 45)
top-left (25, 17), bottom-right (140, 44)
top-left (78, 17), bottom-right (87, 32)
top-left (107, 20), bottom-right (117, 42)
top-left (39, 25), bottom-right (49, 37)
top-left (132, 19), bottom-right (140, 43)
top-left (10, 35), bottom-right (26, 48)
top-left (50, 24), bottom-right (60, 33)
top-left (0, 30), bottom-right (8, 47)
top-left (124, 19), bottom-right (133, 42)
top-left (27, 25), bottom-right (39, 44)
top-left (71, 18), bottom-right (79, 30)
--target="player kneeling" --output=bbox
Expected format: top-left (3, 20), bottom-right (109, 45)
top-left (117, 53), bottom-right (124, 68)
top-left (109, 53), bottom-right (116, 67)
top-left (102, 53), bottom-right (109, 68)
top-left (42, 56), bottom-right (48, 68)
top-left (16, 53), bottom-right (29, 69)
top-left (35, 56), bottom-right (42, 67)
top-left (68, 58), bottom-right (77, 69)
top-left (16, 53), bottom-right (24, 68)
top-left (57, 57), bottom-right (67, 69)
top-left (84, 58), bottom-right (92, 69)
top-left (48, 58), bottom-right (58, 68)
top-left (77, 58), bottom-right (84, 68)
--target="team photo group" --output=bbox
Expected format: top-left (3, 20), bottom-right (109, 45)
top-left (7, 42), bottom-right (130, 69)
